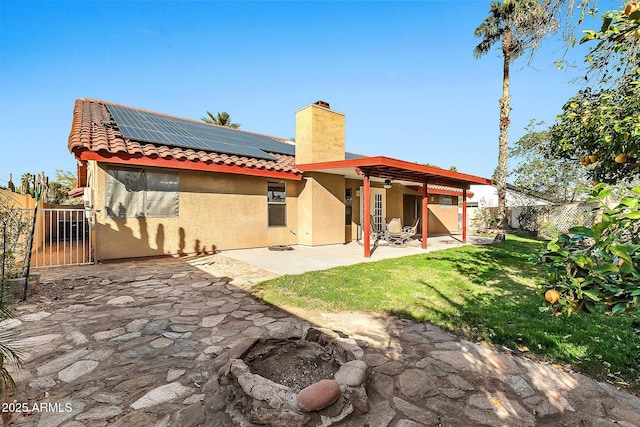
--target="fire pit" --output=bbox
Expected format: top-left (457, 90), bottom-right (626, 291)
top-left (225, 327), bottom-right (369, 426)
top-left (244, 339), bottom-right (340, 393)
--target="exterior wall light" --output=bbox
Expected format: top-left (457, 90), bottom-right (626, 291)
top-left (384, 179), bottom-right (392, 189)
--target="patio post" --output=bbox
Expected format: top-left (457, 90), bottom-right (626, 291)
top-left (363, 174), bottom-right (371, 257)
top-left (421, 182), bottom-right (428, 249)
top-left (462, 188), bottom-right (467, 243)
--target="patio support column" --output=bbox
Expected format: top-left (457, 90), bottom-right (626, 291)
top-left (363, 174), bottom-right (371, 258)
top-left (421, 182), bottom-right (428, 249)
top-left (462, 188), bottom-right (467, 243)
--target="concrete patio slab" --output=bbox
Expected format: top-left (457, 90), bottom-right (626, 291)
top-left (222, 234), bottom-right (493, 275)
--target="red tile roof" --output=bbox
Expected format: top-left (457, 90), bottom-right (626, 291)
top-left (68, 98), bottom-right (302, 176)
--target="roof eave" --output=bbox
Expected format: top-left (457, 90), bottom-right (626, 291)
top-left (296, 156), bottom-right (492, 189)
top-left (77, 150), bottom-right (303, 181)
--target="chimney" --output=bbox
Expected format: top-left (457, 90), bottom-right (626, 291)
top-left (295, 101), bottom-right (345, 164)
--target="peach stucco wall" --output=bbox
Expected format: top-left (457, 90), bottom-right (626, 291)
top-left (342, 182), bottom-right (460, 240)
top-left (297, 172), bottom-right (345, 246)
top-left (90, 162), bottom-right (461, 261)
top-left (93, 164), bottom-right (300, 260)
top-left (428, 194), bottom-right (459, 233)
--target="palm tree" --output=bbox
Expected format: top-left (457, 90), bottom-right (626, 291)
top-left (201, 111), bottom-right (240, 129)
top-left (473, 0), bottom-right (547, 229)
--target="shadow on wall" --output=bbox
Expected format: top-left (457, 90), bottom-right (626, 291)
top-left (106, 203), bottom-right (217, 261)
top-left (428, 211), bottom-right (448, 233)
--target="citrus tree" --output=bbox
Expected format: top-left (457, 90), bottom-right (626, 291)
top-left (536, 3), bottom-right (640, 315)
top-left (550, 3), bottom-right (640, 183)
top-left (537, 184), bottom-right (640, 316)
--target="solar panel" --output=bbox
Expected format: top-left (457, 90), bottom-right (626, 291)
top-left (345, 152), bottom-right (365, 160)
top-left (107, 105), bottom-right (296, 161)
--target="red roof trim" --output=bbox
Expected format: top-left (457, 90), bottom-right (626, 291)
top-left (68, 187), bottom-right (85, 198)
top-left (78, 150), bottom-right (303, 181)
top-left (406, 185), bottom-right (474, 198)
top-left (434, 189), bottom-right (473, 198)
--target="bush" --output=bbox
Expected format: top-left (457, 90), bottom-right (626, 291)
top-left (536, 184), bottom-right (640, 316)
top-left (0, 196), bottom-right (31, 281)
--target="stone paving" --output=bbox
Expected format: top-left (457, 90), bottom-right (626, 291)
top-left (3, 254), bottom-right (640, 427)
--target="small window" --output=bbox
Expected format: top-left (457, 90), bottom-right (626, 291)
top-left (440, 195), bottom-right (453, 209)
top-left (268, 182), bottom-right (286, 227)
top-left (345, 188), bottom-right (353, 225)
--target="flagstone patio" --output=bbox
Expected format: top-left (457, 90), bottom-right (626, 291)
top-left (3, 251), bottom-right (639, 426)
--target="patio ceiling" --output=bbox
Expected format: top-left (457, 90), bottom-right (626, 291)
top-left (296, 156), bottom-right (493, 189)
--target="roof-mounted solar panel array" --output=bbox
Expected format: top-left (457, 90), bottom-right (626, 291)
top-left (106, 104), bottom-right (295, 161)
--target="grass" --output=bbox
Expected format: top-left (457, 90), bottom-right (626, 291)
top-left (253, 234), bottom-right (640, 394)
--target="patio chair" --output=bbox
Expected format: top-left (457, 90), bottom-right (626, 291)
top-left (369, 215), bottom-right (385, 244)
top-left (385, 218), bottom-right (404, 246)
top-left (385, 218), bottom-right (419, 246)
top-left (403, 218), bottom-right (420, 239)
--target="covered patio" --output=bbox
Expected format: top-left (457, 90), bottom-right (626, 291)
top-left (297, 156), bottom-right (493, 257)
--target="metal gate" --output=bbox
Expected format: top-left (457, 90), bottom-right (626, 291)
top-left (32, 208), bottom-right (93, 268)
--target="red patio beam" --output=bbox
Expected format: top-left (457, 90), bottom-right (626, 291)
top-left (297, 156), bottom-right (492, 188)
top-left (462, 188), bottom-right (467, 243)
top-left (422, 182), bottom-right (428, 249)
top-left (363, 174), bottom-right (371, 258)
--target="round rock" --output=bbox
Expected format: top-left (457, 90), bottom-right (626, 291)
top-left (296, 379), bottom-right (341, 412)
top-left (334, 360), bottom-right (368, 387)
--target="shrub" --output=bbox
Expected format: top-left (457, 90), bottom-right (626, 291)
top-left (536, 184), bottom-right (639, 316)
top-left (0, 196), bottom-right (30, 281)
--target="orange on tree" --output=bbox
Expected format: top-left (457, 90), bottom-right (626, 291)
top-left (545, 289), bottom-right (561, 304)
top-left (625, 2), bottom-right (639, 16)
top-left (614, 153), bottom-right (628, 163)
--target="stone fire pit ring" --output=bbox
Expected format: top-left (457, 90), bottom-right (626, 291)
top-left (225, 327), bottom-right (369, 427)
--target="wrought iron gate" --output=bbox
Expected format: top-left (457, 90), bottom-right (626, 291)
top-left (32, 208), bottom-right (93, 268)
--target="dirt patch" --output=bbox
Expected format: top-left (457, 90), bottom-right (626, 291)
top-left (8, 277), bottom-right (99, 307)
top-left (243, 339), bottom-right (340, 392)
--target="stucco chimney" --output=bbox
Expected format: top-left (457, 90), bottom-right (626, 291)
top-left (295, 101), bottom-right (345, 164)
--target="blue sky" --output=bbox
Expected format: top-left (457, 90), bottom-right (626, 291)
top-left (0, 0), bottom-right (620, 186)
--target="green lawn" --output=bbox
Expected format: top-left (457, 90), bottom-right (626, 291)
top-left (253, 234), bottom-right (640, 393)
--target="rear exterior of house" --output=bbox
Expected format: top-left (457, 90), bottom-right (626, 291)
top-left (69, 99), bottom-right (488, 261)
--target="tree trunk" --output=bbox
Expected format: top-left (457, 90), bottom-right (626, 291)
top-left (497, 30), bottom-right (512, 230)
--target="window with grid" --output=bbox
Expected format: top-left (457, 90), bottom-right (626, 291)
top-left (267, 182), bottom-right (286, 227)
top-left (374, 193), bottom-right (383, 231)
top-left (105, 167), bottom-right (179, 218)
top-left (439, 195), bottom-right (453, 209)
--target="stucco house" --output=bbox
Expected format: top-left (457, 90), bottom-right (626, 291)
top-left (67, 99), bottom-right (492, 261)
